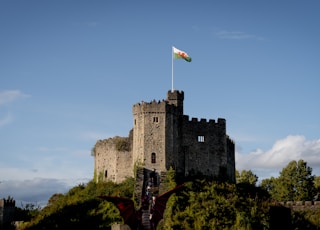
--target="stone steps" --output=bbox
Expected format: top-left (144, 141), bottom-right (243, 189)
top-left (141, 209), bottom-right (151, 230)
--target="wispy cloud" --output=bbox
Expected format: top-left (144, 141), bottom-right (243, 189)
top-left (236, 135), bottom-right (320, 180)
top-left (0, 90), bottom-right (30, 127)
top-left (0, 178), bottom-right (88, 207)
top-left (216, 30), bottom-right (264, 40)
top-left (0, 156), bottom-right (93, 184)
top-left (0, 90), bottom-right (30, 106)
top-left (0, 112), bottom-right (13, 127)
top-left (0, 147), bottom-right (93, 182)
top-left (0, 166), bottom-right (52, 181)
top-left (1, 135), bottom-right (319, 205)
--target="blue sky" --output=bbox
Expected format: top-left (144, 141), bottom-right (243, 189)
top-left (1, 1), bottom-right (319, 206)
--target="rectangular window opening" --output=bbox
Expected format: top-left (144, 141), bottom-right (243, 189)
top-left (153, 117), bottom-right (159, 123)
top-left (198, 135), bottom-right (205, 142)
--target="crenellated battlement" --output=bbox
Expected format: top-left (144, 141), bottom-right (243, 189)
top-left (94, 89), bottom-right (235, 184)
top-left (183, 116), bottom-right (226, 125)
top-left (132, 100), bottom-right (168, 114)
top-left (133, 99), bottom-right (166, 107)
top-left (0, 198), bottom-right (15, 208)
top-left (275, 201), bottom-right (320, 206)
top-left (272, 200), bottom-right (320, 212)
top-left (182, 116), bottom-right (226, 131)
top-left (0, 198), bottom-right (15, 228)
top-left (168, 90), bottom-right (184, 94)
top-left (167, 90), bottom-right (184, 101)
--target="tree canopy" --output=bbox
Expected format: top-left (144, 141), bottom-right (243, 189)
top-left (16, 159), bottom-right (320, 230)
top-left (236, 169), bottom-right (258, 186)
top-left (260, 160), bottom-right (315, 201)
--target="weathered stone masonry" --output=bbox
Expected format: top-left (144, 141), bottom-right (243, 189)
top-left (93, 90), bottom-right (235, 186)
top-left (0, 198), bottom-right (15, 230)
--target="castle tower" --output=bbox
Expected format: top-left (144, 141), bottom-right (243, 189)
top-left (94, 89), bottom-right (235, 184)
top-left (132, 90), bottom-right (184, 175)
top-left (167, 90), bottom-right (184, 115)
top-left (164, 90), bottom-right (184, 175)
top-left (132, 99), bottom-right (167, 173)
top-left (0, 198), bottom-right (15, 230)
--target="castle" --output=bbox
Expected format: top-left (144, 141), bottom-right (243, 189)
top-left (93, 90), bottom-right (235, 186)
top-left (0, 198), bottom-right (15, 230)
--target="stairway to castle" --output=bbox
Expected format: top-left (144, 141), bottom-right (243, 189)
top-left (141, 209), bottom-right (151, 230)
top-left (134, 167), bottom-right (162, 230)
top-left (134, 168), bottom-right (162, 206)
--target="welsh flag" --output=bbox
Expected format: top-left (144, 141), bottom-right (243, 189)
top-left (173, 46), bottom-right (192, 62)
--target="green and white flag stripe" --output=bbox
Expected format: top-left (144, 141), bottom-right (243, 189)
top-left (173, 46), bottom-right (192, 62)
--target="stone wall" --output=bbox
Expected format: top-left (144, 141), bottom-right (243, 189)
top-left (132, 99), bottom-right (168, 173)
top-left (226, 137), bottom-right (236, 182)
top-left (276, 201), bottom-right (320, 211)
top-left (0, 198), bottom-right (15, 230)
top-left (94, 90), bottom-right (235, 184)
top-left (111, 224), bottom-right (131, 230)
top-left (94, 134), bottom-right (133, 182)
top-left (182, 116), bottom-right (231, 179)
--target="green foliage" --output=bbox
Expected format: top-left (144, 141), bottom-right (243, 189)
top-left (259, 159), bottom-right (320, 228)
top-left (236, 170), bottom-right (258, 186)
top-left (260, 159), bottom-right (315, 201)
top-left (21, 178), bottom-right (134, 230)
top-left (93, 169), bottom-right (97, 182)
top-left (161, 180), bottom-right (271, 230)
top-left (163, 166), bottom-right (176, 190)
top-left (314, 176), bottom-right (320, 195)
top-left (15, 203), bottom-right (41, 222)
top-left (133, 161), bottom-right (144, 178)
top-left (291, 208), bottom-right (320, 230)
top-left (115, 137), bottom-right (130, 151)
top-left (260, 177), bottom-right (277, 193)
top-left (19, 159), bottom-right (320, 230)
top-left (91, 146), bottom-right (96, 156)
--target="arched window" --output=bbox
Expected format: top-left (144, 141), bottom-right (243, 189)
top-left (151, 152), bottom-right (156, 164)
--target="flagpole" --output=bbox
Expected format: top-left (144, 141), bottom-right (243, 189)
top-left (171, 46), bottom-right (174, 92)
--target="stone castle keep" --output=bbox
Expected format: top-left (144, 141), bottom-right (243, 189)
top-left (0, 198), bottom-right (15, 230)
top-left (93, 90), bottom-right (235, 185)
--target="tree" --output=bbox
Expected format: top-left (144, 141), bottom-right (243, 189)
top-left (161, 180), bottom-right (271, 230)
top-left (22, 178), bottom-right (135, 229)
top-left (262, 160), bottom-right (315, 201)
top-left (236, 170), bottom-right (258, 186)
top-left (314, 176), bottom-right (320, 193)
top-left (260, 177), bottom-right (277, 193)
